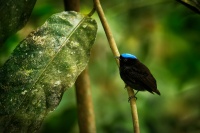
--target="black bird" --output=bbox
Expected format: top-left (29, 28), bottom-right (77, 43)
top-left (117, 53), bottom-right (160, 96)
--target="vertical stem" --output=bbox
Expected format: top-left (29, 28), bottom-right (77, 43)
top-left (93, 0), bottom-right (140, 133)
top-left (127, 87), bottom-right (140, 133)
top-left (75, 68), bottom-right (96, 133)
top-left (63, 0), bottom-right (96, 132)
top-left (63, 0), bottom-right (80, 11)
top-left (93, 0), bottom-right (120, 65)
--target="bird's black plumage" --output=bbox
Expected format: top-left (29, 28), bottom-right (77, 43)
top-left (118, 53), bottom-right (160, 95)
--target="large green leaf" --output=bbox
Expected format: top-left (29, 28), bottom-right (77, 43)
top-left (0, 0), bottom-right (36, 45)
top-left (0, 11), bottom-right (97, 132)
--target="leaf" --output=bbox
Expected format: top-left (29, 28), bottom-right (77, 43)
top-left (177, 0), bottom-right (200, 14)
top-left (0, 0), bottom-right (36, 45)
top-left (0, 11), bottom-right (97, 132)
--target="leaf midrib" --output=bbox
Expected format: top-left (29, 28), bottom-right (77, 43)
top-left (8, 14), bottom-right (88, 125)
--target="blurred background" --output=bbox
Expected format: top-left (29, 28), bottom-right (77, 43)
top-left (1, 0), bottom-right (200, 133)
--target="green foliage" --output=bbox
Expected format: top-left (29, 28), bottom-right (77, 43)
top-left (0, 0), bottom-right (36, 45)
top-left (0, 0), bottom-right (200, 133)
top-left (177, 0), bottom-right (200, 14)
top-left (0, 11), bottom-right (97, 132)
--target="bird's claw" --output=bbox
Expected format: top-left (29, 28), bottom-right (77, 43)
top-left (128, 95), bottom-right (137, 102)
top-left (124, 84), bottom-right (128, 89)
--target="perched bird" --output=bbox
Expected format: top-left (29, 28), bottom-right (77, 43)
top-left (117, 53), bottom-right (160, 97)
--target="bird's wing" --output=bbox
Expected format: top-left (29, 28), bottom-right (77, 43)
top-left (124, 63), bottom-right (158, 94)
top-left (127, 68), bottom-right (156, 87)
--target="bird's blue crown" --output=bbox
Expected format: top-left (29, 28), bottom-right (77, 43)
top-left (121, 53), bottom-right (137, 59)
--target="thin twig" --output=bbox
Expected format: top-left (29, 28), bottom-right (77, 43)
top-left (87, 6), bottom-right (96, 17)
top-left (93, 0), bottom-right (140, 132)
top-left (127, 87), bottom-right (140, 133)
top-left (93, 0), bottom-right (120, 65)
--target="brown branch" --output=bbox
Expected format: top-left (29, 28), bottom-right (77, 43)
top-left (75, 68), bottom-right (96, 133)
top-left (63, 0), bottom-right (96, 132)
top-left (127, 87), bottom-right (140, 133)
top-left (63, 0), bottom-right (80, 11)
top-left (93, 0), bottom-right (140, 133)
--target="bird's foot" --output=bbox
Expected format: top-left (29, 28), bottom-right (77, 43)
top-left (124, 84), bottom-right (128, 89)
top-left (128, 91), bottom-right (139, 102)
top-left (128, 95), bottom-right (137, 102)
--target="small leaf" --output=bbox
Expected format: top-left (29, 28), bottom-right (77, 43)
top-left (0, 11), bottom-right (97, 132)
top-left (177, 0), bottom-right (200, 14)
top-left (0, 0), bottom-right (36, 45)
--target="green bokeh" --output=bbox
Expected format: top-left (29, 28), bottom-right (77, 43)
top-left (1, 0), bottom-right (200, 133)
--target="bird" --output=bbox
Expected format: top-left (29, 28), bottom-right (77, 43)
top-left (117, 53), bottom-right (160, 99)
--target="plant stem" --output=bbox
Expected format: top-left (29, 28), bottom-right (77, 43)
top-left (88, 7), bottom-right (96, 17)
top-left (63, 0), bottom-right (96, 132)
top-left (93, 0), bottom-right (120, 65)
top-left (127, 87), bottom-right (140, 133)
top-left (93, 0), bottom-right (140, 132)
top-left (75, 68), bottom-right (96, 133)
top-left (63, 0), bottom-right (80, 11)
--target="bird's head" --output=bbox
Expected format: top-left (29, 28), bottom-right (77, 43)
top-left (116, 53), bottom-right (137, 65)
top-left (120, 53), bottom-right (137, 59)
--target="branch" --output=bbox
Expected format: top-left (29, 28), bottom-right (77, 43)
top-left (93, 0), bottom-right (140, 132)
top-left (63, 0), bottom-right (96, 132)
top-left (75, 68), bottom-right (96, 133)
